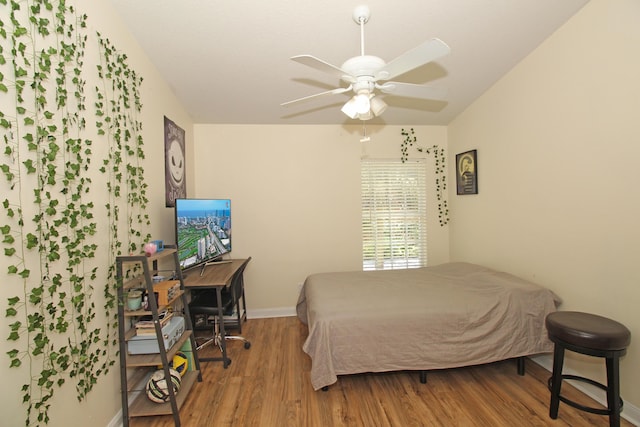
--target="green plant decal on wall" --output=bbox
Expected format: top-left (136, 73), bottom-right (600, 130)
top-left (96, 32), bottom-right (150, 341)
top-left (0, 1), bottom-right (149, 425)
top-left (401, 128), bottom-right (450, 226)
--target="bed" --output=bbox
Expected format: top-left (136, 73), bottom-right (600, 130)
top-left (296, 262), bottom-right (561, 390)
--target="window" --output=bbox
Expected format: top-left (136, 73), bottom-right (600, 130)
top-left (361, 159), bottom-right (427, 271)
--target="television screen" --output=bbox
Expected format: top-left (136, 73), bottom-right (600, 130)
top-left (175, 198), bottom-right (231, 271)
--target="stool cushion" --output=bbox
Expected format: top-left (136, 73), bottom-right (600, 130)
top-left (546, 311), bottom-right (630, 351)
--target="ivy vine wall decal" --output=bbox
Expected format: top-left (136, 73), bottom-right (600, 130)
top-left (401, 128), bottom-right (450, 226)
top-left (0, 0), bottom-right (149, 424)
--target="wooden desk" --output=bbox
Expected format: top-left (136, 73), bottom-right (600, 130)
top-left (183, 259), bottom-right (246, 288)
top-left (182, 259), bottom-right (248, 367)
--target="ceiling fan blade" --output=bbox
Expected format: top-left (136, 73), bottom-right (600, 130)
top-left (375, 38), bottom-right (450, 81)
top-left (291, 55), bottom-right (356, 83)
top-left (281, 86), bottom-right (352, 107)
top-left (377, 82), bottom-right (448, 101)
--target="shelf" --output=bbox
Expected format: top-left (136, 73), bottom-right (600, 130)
top-left (128, 370), bottom-right (199, 418)
top-left (126, 330), bottom-right (193, 367)
top-left (116, 245), bottom-right (201, 426)
top-left (122, 275), bottom-right (147, 290)
top-left (124, 313), bottom-right (178, 341)
top-left (119, 247), bottom-right (177, 265)
top-left (123, 290), bottom-right (185, 318)
top-left (123, 274), bottom-right (178, 290)
top-left (126, 367), bottom-right (153, 393)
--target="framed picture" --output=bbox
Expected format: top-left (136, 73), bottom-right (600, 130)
top-left (164, 116), bottom-right (186, 207)
top-left (456, 149), bottom-right (477, 195)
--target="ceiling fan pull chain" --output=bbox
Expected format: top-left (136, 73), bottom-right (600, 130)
top-left (360, 123), bottom-right (371, 143)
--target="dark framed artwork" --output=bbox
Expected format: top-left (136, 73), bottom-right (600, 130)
top-left (164, 116), bottom-right (186, 207)
top-left (456, 149), bottom-right (478, 195)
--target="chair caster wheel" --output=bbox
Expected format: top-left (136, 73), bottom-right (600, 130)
top-left (244, 341), bottom-right (251, 349)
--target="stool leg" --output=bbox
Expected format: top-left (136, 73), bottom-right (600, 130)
top-left (549, 344), bottom-right (565, 419)
top-left (606, 356), bottom-right (621, 427)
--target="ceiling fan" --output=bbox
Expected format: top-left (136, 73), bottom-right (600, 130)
top-left (281, 5), bottom-right (451, 121)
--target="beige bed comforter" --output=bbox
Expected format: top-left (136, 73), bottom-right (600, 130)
top-left (296, 262), bottom-right (561, 390)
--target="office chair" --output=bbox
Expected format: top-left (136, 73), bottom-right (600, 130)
top-left (228, 257), bottom-right (250, 334)
top-left (188, 257), bottom-right (252, 353)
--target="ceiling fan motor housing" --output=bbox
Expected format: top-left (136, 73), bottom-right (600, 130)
top-left (341, 55), bottom-right (386, 83)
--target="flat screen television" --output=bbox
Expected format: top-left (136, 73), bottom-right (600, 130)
top-left (174, 198), bottom-right (231, 272)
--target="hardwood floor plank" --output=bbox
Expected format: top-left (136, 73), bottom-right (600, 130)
top-left (129, 316), bottom-right (634, 427)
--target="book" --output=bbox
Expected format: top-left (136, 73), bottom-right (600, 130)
top-left (135, 311), bottom-right (173, 332)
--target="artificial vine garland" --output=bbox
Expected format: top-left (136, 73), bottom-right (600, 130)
top-left (0, 1), bottom-right (149, 425)
top-left (96, 32), bottom-right (150, 342)
top-left (401, 128), bottom-right (450, 226)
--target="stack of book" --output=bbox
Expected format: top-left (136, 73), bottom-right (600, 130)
top-left (134, 310), bottom-right (173, 336)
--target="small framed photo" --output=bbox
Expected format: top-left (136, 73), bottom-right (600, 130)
top-left (456, 149), bottom-right (477, 195)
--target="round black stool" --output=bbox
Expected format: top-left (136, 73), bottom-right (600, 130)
top-left (546, 311), bottom-right (631, 427)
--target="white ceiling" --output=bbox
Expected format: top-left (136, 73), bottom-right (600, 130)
top-left (109, 0), bottom-right (589, 126)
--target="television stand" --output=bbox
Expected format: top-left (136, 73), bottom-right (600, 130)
top-left (200, 259), bottom-right (233, 276)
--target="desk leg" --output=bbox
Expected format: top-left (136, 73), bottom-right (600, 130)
top-left (217, 286), bottom-right (231, 368)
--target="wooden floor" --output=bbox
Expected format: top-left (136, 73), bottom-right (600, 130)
top-left (129, 316), bottom-right (633, 427)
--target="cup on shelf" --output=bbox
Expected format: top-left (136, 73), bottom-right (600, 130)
top-left (127, 290), bottom-right (143, 311)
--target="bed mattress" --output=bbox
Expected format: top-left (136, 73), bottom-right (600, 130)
top-left (296, 262), bottom-right (561, 390)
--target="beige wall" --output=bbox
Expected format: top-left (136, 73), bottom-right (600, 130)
top-left (0, 1), bottom-right (194, 426)
top-left (192, 124), bottom-right (450, 311)
top-left (449, 0), bottom-right (639, 412)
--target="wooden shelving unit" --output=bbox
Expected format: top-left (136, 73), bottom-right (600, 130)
top-left (116, 245), bottom-right (202, 427)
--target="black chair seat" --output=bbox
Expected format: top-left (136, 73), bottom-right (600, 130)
top-left (190, 289), bottom-right (234, 317)
top-left (546, 311), bottom-right (630, 351)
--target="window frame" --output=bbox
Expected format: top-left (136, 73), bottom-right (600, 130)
top-left (361, 159), bottom-right (428, 271)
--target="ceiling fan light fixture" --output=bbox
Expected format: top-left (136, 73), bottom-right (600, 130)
top-left (370, 95), bottom-right (387, 116)
top-left (357, 110), bottom-right (374, 121)
top-left (354, 92), bottom-right (370, 114)
top-left (341, 97), bottom-right (360, 119)
top-left (342, 91), bottom-right (373, 119)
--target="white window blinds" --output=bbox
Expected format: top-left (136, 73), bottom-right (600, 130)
top-left (361, 159), bottom-right (428, 271)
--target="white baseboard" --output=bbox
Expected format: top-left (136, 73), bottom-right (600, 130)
top-left (108, 392), bottom-right (143, 427)
top-left (246, 306), bottom-right (297, 319)
top-left (530, 354), bottom-right (640, 426)
top-left (107, 410), bottom-right (122, 427)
